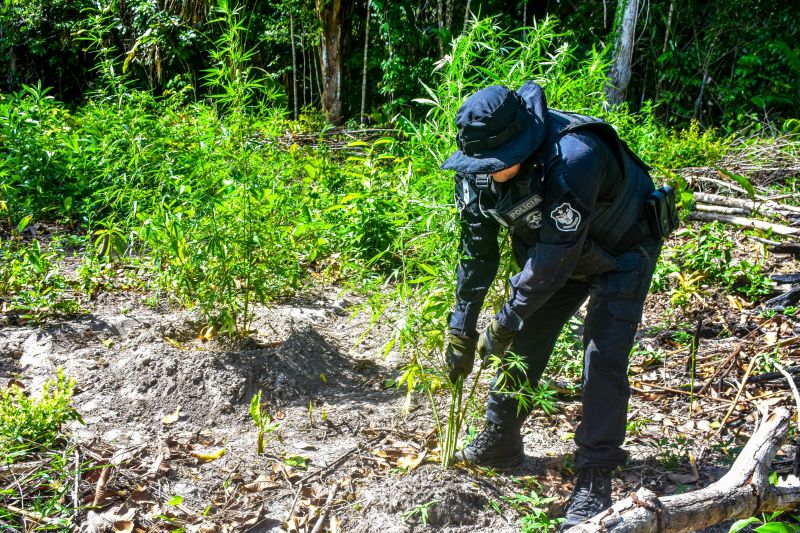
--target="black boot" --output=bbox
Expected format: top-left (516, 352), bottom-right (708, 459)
top-left (560, 467), bottom-right (613, 530)
top-left (454, 421), bottom-right (524, 468)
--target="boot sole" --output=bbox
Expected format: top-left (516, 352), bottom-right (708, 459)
top-left (458, 451), bottom-right (525, 470)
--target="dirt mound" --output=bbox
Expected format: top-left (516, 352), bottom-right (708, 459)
top-left (345, 466), bottom-right (514, 532)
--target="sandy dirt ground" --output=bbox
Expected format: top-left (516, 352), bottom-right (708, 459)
top-left (2, 261), bottom-right (797, 532)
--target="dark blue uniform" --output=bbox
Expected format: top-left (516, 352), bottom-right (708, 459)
top-left (449, 120), bottom-right (661, 469)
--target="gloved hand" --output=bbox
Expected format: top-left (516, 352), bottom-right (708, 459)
top-left (445, 334), bottom-right (478, 383)
top-left (477, 319), bottom-right (515, 362)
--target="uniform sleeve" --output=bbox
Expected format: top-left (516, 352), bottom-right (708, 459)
top-left (448, 174), bottom-right (501, 338)
top-left (495, 133), bottom-right (605, 332)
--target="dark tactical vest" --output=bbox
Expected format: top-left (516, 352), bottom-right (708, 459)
top-left (471, 109), bottom-right (655, 275)
top-left (542, 109), bottom-right (655, 252)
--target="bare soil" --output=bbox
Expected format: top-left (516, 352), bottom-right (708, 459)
top-left (2, 229), bottom-right (798, 532)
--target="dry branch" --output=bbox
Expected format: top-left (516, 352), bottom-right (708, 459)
top-left (694, 204), bottom-right (751, 216)
top-left (686, 212), bottom-right (800, 236)
top-left (747, 237), bottom-right (800, 255)
top-left (693, 192), bottom-right (799, 217)
top-left (567, 407), bottom-right (800, 532)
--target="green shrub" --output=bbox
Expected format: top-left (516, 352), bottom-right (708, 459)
top-left (0, 370), bottom-right (83, 462)
top-left (656, 121), bottom-right (731, 169)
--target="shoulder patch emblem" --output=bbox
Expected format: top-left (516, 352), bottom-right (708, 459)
top-left (524, 209), bottom-right (542, 229)
top-left (550, 202), bottom-right (581, 232)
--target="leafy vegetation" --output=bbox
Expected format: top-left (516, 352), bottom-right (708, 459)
top-left (1, 370), bottom-right (83, 460)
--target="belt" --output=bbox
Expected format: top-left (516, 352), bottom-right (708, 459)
top-left (612, 216), bottom-right (654, 253)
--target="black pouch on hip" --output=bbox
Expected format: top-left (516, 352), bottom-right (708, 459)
top-left (645, 185), bottom-right (680, 239)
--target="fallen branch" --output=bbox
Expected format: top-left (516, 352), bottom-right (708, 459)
top-left (765, 289), bottom-right (800, 310)
top-left (694, 203), bottom-right (751, 217)
top-left (310, 482), bottom-right (339, 533)
top-left (567, 407), bottom-right (800, 532)
top-left (748, 236), bottom-right (800, 255)
top-left (749, 364), bottom-right (800, 384)
top-left (773, 273), bottom-right (800, 285)
top-left (693, 192), bottom-right (796, 217)
top-left (686, 212), bottom-right (800, 236)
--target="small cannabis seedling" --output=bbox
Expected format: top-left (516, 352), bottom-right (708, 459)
top-left (249, 390), bottom-right (280, 454)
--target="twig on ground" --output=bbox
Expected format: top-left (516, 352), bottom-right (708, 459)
top-left (697, 346), bottom-right (741, 395)
top-left (297, 434), bottom-right (384, 485)
top-left (749, 364), bottom-right (800, 384)
top-left (73, 443), bottom-right (80, 516)
top-left (717, 352), bottom-right (762, 433)
top-left (773, 362), bottom-right (800, 417)
top-left (282, 484), bottom-right (303, 531)
top-left (310, 482), bottom-right (339, 533)
top-left (632, 382), bottom-right (731, 403)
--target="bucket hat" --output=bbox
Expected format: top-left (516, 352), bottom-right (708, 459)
top-left (441, 82), bottom-right (547, 174)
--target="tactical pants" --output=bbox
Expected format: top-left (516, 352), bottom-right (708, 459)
top-left (486, 238), bottom-right (662, 469)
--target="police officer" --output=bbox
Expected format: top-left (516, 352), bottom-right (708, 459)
top-left (441, 82), bottom-right (666, 529)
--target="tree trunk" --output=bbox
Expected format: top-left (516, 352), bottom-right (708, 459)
top-left (315, 0), bottom-right (345, 124)
top-left (290, 10), bottom-right (298, 120)
top-left (567, 407), bottom-right (800, 532)
top-left (436, 0), bottom-right (444, 56)
top-left (604, 0), bottom-right (639, 107)
top-left (445, 0), bottom-right (454, 37)
top-left (301, 32), bottom-right (307, 108)
top-left (462, 0), bottom-right (472, 35)
top-left (360, 0), bottom-right (371, 125)
top-left (662, 1), bottom-right (674, 54)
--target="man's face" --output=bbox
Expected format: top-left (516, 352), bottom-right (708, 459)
top-left (490, 163), bottom-right (521, 183)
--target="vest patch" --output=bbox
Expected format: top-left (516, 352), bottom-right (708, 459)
top-left (551, 202), bottom-right (581, 232)
top-left (524, 209), bottom-right (542, 229)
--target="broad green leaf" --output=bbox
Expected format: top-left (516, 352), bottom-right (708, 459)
top-left (715, 167), bottom-right (756, 199)
top-left (729, 517), bottom-right (761, 533)
top-left (167, 495), bottom-right (184, 506)
top-left (17, 215), bottom-right (32, 233)
top-left (755, 523), bottom-right (799, 533)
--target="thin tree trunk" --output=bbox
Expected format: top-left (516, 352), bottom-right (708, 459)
top-left (436, 0), bottom-right (444, 56)
top-left (301, 32), bottom-right (307, 109)
top-left (604, 0), bottom-right (640, 107)
top-left (360, 0), bottom-right (371, 125)
top-left (445, 0), bottom-right (454, 36)
top-left (462, 0), bottom-right (472, 34)
top-left (694, 69), bottom-right (710, 119)
top-left (662, 1), bottom-right (674, 53)
top-left (290, 10), bottom-right (298, 120)
top-left (313, 43), bottom-right (323, 108)
top-left (315, 0), bottom-right (344, 123)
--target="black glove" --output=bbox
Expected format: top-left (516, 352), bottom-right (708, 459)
top-left (477, 319), bottom-right (515, 362)
top-left (445, 334), bottom-right (477, 383)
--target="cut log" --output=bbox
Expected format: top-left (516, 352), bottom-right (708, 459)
top-left (686, 212), bottom-right (800, 236)
top-left (694, 203), bottom-right (751, 217)
top-left (693, 192), bottom-right (795, 217)
top-left (566, 407), bottom-right (800, 532)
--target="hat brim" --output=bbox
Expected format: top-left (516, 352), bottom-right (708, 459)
top-left (441, 112), bottom-right (542, 174)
